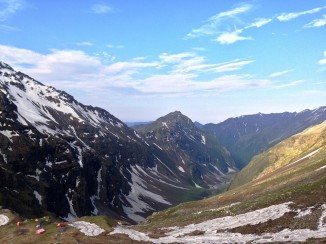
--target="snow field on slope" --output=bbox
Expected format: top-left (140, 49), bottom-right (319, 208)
top-left (122, 165), bottom-right (172, 223)
top-left (109, 202), bottom-right (326, 243)
top-left (68, 221), bottom-right (105, 236)
top-left (0, 215), bottom-right (9, 226)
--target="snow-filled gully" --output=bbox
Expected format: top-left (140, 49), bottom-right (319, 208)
top-left (109, 202), bottom-right (326, 243)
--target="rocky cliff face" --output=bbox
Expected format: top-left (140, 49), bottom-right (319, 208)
top-left (0, 62), bottom-right (237, 223)
top-left (202, 108), bottom-right (326, 168)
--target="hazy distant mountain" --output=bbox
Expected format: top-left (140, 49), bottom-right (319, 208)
top-left (0, 62), bottom-right (222, 223)
top-left (202, 108), bottom-right (326, 168)
top-left (193, 121), bottom-right (203, 128)
top-left (133, 111), bottom-right (237, 189)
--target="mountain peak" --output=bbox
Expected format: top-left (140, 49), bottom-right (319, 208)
top-left (157, 111), bottom-right (192, 126)
top-left (0, 61), bottom-right (14, 71)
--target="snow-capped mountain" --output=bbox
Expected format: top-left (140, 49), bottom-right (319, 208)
top-left (133, 111), bottom-right (237, 189)
top-left (0, 62), bottom-right (228, 223)
top-left (202, 107), bottom-right (326, 169)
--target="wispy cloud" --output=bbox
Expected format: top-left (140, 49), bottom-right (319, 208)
top-left (272, 80), bottom-right (305, 89)
top-left (269, 69), bottom-right (293, 78)
top-left (76, 41), bottom-right (93, 46)
top-left (0, 0), bottom-right (25, 21)
top-left (192, 47), bottom-right (206, 51)
top-left (0, 45), bottom-right (301, 100)
top-left (248, 18), bottom-right (272, 28)
top-left (159, 52), bottom-right (253, 74)
top-left (106, 44), bottom-right (124, 49)
top-left (277, 6), bottom-right (326, 22)
top-left (185, 4), bottom-right (273, 45)
top-left (212, 60), bottom-right (254, 73)
top-left (305, 14), bottom-right (326, 28)
top-left (90, 3), bottom-right (113, 14)
top-left (185, 3), bottom-right (252, 39)
top-left (319, 51), bottom-right (326, 65)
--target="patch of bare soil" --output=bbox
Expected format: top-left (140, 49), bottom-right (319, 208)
top-left (13, 228), bottom-right (30, 236)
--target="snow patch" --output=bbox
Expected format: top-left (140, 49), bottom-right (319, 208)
top-left (289, 148), bottom-right (321, 166)
top-left (69, 221), bottom-right (105, 236)
top-left (227, 167), bottom-right (236, 173)
top-left (110, 201), bottom-right (326, 243)
top-left (201, 135), bottom-right (206, 144)
top-left (162, 122), bottom-right (169, 128)
top-left (295, 207), bottom-right (314, 218)
top-left (178, 166), bottom-right (185, 173)
top-left (33, 190), bottom-right (42, 205)
top-left (153, 143), bottom-right (163, 150)
top-left (0, 130), bottom-right (15, 143)
top-left (193, 181), bottom-right (202, 188)
top-left (63, 191), bottom-right (78, 221)
top-left (316, 165), bottom-right (326, 171)
top-left (90, 167), bottom-right (102, 215)
top-left (122, 165), bottom-right (171, 223)
top-left (0, 215), bottom-right (9, 226)
top-left (0, 150), bottom-right (8, 163)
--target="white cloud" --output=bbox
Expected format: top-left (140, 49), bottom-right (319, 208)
top-left (319, 51), bottom-right (326, 65)
top-left (185, 4), bottom-right (273, 45)
top-left (269, 69), bottom-right (293, 78)
top-left (248, 18), bottom-right (272, 28)
top-left (158, 52), bottom-right (253, 74)
top-left (277, 6), bottom-right (326, 22)
top-left (0, 44), bottom-right (299, 102)
top-left (212, 60), bottom-right (254, 73)
top-left (272, 80), bottom-right (305, 89)
top-left (214, 18), bottom-right (271, 45)
top-left (185, 3), bottom-right (252, 39)
top-left (159, 52), bottom-right (197, 64)
top-left (0, 0), bottom-right (25, 21)
top-left (215, 29), bottom-right (251, 45)
top-left (106, 44), bottom-right (125, 49)
top-left (208, 4), bottom-right (252, 21)
top-left (192, 47), bottom-right (206, 52)
top-left (90, 3), bottom-right (113, 14)
top-left (305, 15), bottom-right (326, 28)
top-left (77, 41), bottom-right (93, 46)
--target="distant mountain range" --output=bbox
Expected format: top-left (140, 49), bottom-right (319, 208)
top-left (201, 108), bottom-right (326, 168)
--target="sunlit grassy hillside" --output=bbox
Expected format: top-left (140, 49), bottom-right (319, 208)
top-left (229, 120), bottom-right (326, 190)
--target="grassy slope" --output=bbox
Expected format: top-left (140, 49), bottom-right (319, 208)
top-left (229, 120), bottom-right (326, 190)
top-left (0, 212), bottom-right (139, 244)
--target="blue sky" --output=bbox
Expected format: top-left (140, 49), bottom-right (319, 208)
top-left (0, 0), bottom-right (325, 123)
